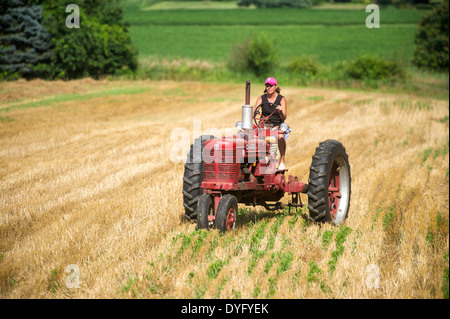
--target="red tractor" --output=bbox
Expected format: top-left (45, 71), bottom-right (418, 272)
top-left (183, 81), bottom-right (351, 232)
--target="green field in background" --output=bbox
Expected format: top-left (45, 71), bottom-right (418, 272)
top-left (128, 24), bottom-right (417, 64)
top-left (123, 6), bottom-right (422, 26)
top-left (123, 4), bottom-right (422, 65)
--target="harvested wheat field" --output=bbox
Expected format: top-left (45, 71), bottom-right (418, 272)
top-left (0, 79), bottom-right (448, 299)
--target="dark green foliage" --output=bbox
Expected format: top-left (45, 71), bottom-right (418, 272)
top-left (229, 33), bottom-right (277, 76)
top-left (48, 19), bottom-right (137, 79)
top-left (328, 226), bottom-right (352, 275)
top-left (43, 0), bottom-right (137, 79)
top-left (1, 0), bottom-right (137, 80)
top-left (413, 0), bottom-right (449, 72)
top-left (0, 0), bottom-right (53, 79)
top-left (238, 0), bottom-right (312, 8)
top-left (247, 33), bottom-right (277, 76)
top-left (343, 56), bottom-right (406, 81)
top-left (288, 55), bottom-right (320, 78)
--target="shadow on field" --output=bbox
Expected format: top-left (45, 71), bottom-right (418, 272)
top-left (179, 207), bottom-right (310, 230)
top-left (237, 210), bottom-right (278, 227)
top-left (236, 208), bottom-right (310, 229)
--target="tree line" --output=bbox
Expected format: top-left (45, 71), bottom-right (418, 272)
top-left (0, 0), bottom-right (447, 80)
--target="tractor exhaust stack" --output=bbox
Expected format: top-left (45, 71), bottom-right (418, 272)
top-left (242, 80), bottom-right (253, 130)
top-left (245, 80), bottom-right (251, 105)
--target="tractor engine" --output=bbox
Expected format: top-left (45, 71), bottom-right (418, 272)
top-left (202, 137), bottom-right (242, 187)
top-left (201, 129), bottom-right (287, 195)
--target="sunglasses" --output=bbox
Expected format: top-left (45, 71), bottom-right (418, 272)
top-left (265, 83), bottom-right (275, 87)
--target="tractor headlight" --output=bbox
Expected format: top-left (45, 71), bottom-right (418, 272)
top-left (235, 121), bottom-right (243, 131)
top-left (280, 123), bottom-right (289, 132)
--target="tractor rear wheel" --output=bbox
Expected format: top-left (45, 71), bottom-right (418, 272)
top-left (183, 135), bottom-right (215, 220)
top-left (307, 140), bottom-right (351, 224)
top-left (197, 194), bottom-right (214, 230)
top-left (215, 194), bottom-right (238, 233)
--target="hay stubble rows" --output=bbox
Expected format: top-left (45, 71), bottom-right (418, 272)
top-left (0, 79), bottom-right (448, 298)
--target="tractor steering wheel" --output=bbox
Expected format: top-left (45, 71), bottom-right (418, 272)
top-left (253, 102), bottom-right (284, 127)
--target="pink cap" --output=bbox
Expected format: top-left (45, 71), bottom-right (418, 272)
top-left (265, 77), bottom-right (277, 86)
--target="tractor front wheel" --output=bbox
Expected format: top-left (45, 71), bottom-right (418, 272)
top-left (307, 140), bottom-right (351, 224)
top-left (197, 194), bottom-right (214, 230)
top-left (215, 194), bottom-right (238, 233)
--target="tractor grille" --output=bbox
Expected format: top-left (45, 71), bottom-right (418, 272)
top-left (218, 164), bottom-right (235, 172)
top-left (207, 149), bottom-right (236, 163)
top-left (203, 163), bottom-right (239, 181)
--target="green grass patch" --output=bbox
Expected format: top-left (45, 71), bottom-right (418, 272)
top-left (277, 251), bottom-right (294, 276)
top-left (307, 260), bottom-right (329, 292)
top-left (193, 230), bottom-right (209, 253)
top-left (443, 266), bottom-right (449, 299)
top-left (321, 230), bottom-right (334, 249)
top-left (443, 252), bottom-right (449, 299)
top-left (206, 235), bottom-right (219, 260)
top-left (422, 139), bottom-right (449, 165)
top-left (266, 214), bottom-right (285, 250)
top-left (0, 116), bottom-right (15, 122)
top-left (328, 225), bottom-right (352, 275)
top-left (247, 220), bottom-right (268, 274)
top-left (48, 269), bottom-right (59, 294)
top-left (215, 276), bottom-right (228, 298)
top-left (207, 259), bottom-right (226, 280)
top-left (252, 284), bottom-right (261, 298)
top-left (382, 207), bottom-right (395, 231)
top-left (266, 276), bottom-right (278, 298)
top-left (439, 115), bottom-right (449, 123)
top-left (308, 96), bottom-right (325, 101)
top-left (120, 272), bottom-right (139, 297)
top-left (307, 261), bottom-right (321, 283)
top-left (0, 87), bottom-right (152, 113)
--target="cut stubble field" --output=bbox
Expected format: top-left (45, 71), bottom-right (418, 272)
top-left (0, 79), bottom-right (448, 298)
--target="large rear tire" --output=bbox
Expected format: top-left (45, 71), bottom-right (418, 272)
top-left (307, 140), bottom-right (351, 224)
top-left (182, 135), bottom-right (215, 220)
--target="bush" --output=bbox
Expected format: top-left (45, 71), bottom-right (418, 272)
top-left (343, 56), bottom-right (405, 81)
top-left (229, 33), bottom-right (277, 76)
top-left (43, 0), bottom-right (137, 79)
top-left (288, 55), bottom-right (320, 78)
top-left (413, 0), bottom-right (449, 72)
top-left (247, 33), bottom-right (277, 76)
top-left (48, 19), bottom-right (137, 79)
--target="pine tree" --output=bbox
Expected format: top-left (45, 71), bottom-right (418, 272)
top-left (0, 0), bottom-right (52, 78)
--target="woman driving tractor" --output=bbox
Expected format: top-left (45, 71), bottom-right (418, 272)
top-left (253, 77), bottom-right (288, 170)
